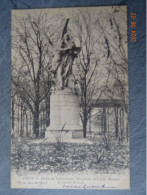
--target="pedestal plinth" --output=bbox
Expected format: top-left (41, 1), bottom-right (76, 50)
top-left (45, 88), bottom-right (83, 139)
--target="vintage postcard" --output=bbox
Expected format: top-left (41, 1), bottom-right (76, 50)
top-left (11, 6), bottom-right (129, 189)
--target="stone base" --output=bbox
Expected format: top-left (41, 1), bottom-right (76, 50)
top-left (45, 87), bottom-right (83, 139)
top-left (45, 129), bottom-right (83, 140)
top-left (47, 124), bottom-right (82, 131)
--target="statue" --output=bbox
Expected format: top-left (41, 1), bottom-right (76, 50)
top-left (33, 18), bottom-right (80, 90)
top-left (51, 19), bottom-right (81, 90)
top-left (45, 19), bottom-right (83, 140)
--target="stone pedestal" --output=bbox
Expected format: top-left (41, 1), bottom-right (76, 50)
top-left (45, 88), bottom-right (83, 139)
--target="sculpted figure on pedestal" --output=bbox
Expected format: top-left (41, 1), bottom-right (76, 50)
top-left (51, 19), bottom-right (81, 90)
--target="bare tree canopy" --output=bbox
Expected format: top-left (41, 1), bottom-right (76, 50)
top-left (12, 12), bottom-right (64, 137)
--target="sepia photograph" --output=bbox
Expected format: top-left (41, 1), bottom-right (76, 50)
top-left (11, 6), bottom-right (130, 189)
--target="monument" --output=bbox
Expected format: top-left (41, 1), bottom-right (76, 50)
top-left (45, 18), bottom-right (83, 139)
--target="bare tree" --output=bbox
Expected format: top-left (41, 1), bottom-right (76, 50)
top-left (97, 6), bottom-right (128, 140)
top-left (12, 12), bottom-right (63, 137)
top-left (72, 9), bottom-right (111, 138)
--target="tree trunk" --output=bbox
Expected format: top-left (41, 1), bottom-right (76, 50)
top-left (25, 111), bottom-right (28, 137)
top-left (126, 120), bottom-right (129, 142)
top-left (83, 122), bottom-right (87, 138)
top-left (107, 108), bottom-right (109, 133)
top-left (114, 107), bottom-right (119, 138)
top-left (17, 104), bottom-right (20, 135)
top-left (43, 110), bottom-right (45, 130)
top-left (83, 113), bottom-right (87, 138)
top-left (11, 97), bottom-right (15, 135)
top-left (103, 107), bottom-right (107, 133)
top-left (29, 112), bottom-right (32, 136)
top-left (20, 103), bottom-right (23, 137)
top-left (33, 103), bottom-right (40, 137)
top-left (45, 95), bottom-right (50, 127)
top-left (89, 111), bottom-right (92, 134)
top-left (120, 108), bottom-right (124, 142)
